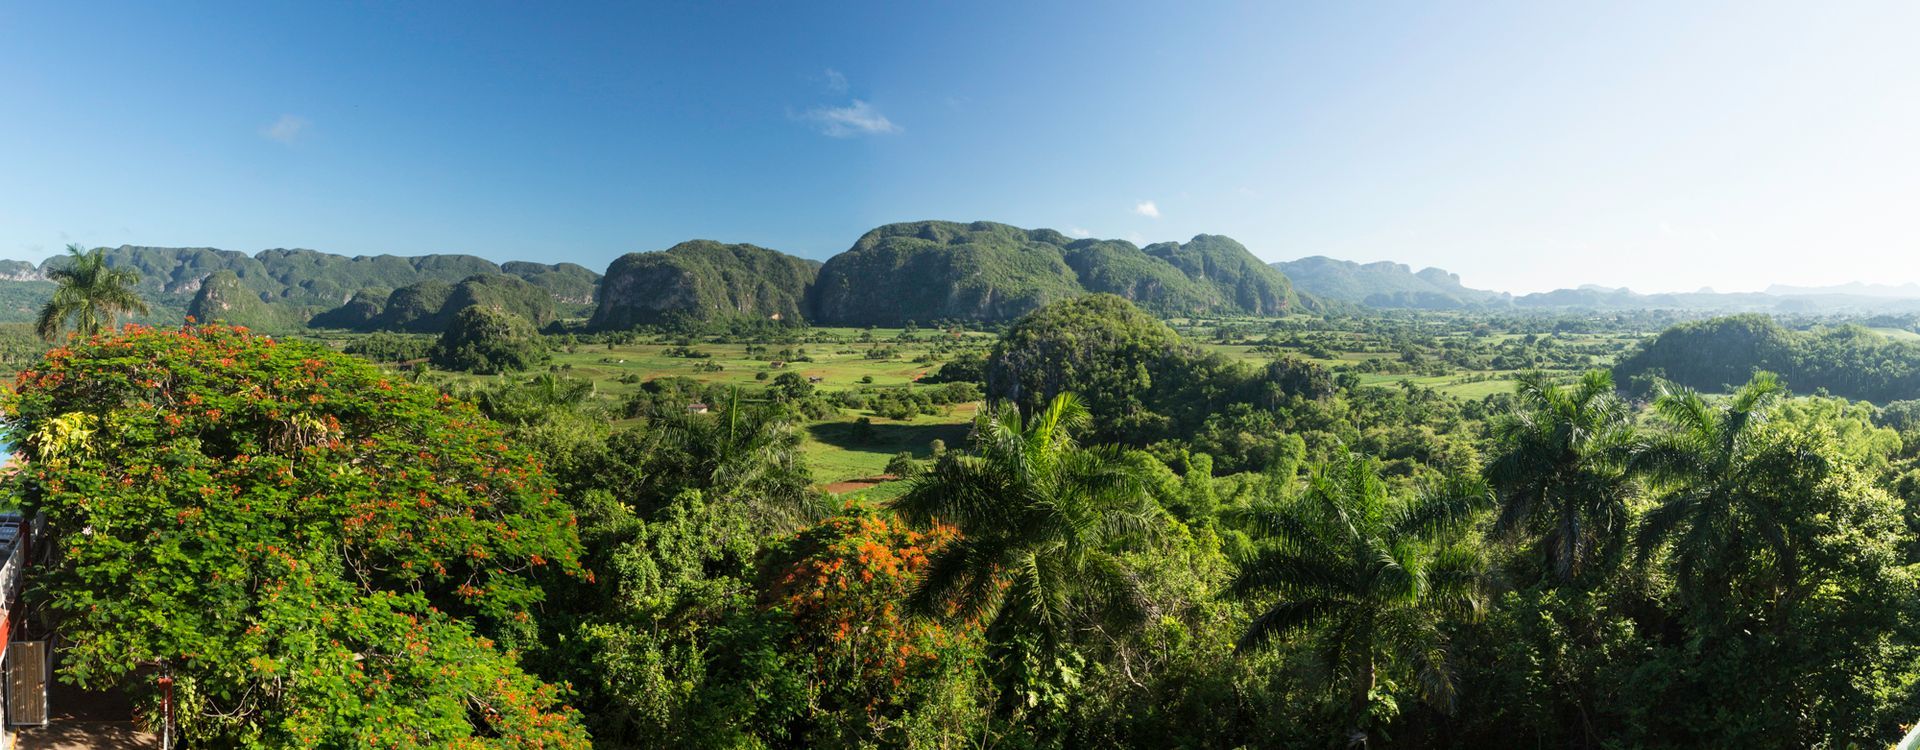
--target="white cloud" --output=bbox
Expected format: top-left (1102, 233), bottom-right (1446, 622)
top-left (822, 68), bottom-right (848, 94)
top-left (1067, 226), bottom-right (1092, 238)
top-left (1133, 200), bottom-right (1161, 219)
top-left (797, 100), bottom-right (900, 137)
top-left (262, 114), bottom-right (310, 143)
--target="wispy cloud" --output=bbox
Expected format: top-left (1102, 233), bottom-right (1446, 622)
top-left (1067, 226), bottom-right (1092, 238)
top-left (797, 100), bottom-right (900, 137)
top-left (821, 68), bottom-right (848, 94)
top-left (1133, 200), bottom-right (1161, 219)
top-left (262, 114), bottom-right (310, 143)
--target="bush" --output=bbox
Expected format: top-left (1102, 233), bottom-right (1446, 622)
top-left (884, 451), bottom-right (923, 477)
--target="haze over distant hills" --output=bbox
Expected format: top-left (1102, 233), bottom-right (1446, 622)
top-left (1765, 281), bottom-right (1920, 299)
top-left (1273, 257), bottom-right (1511, 310)
top-left (1275, 256), bottom-right (1920, 314)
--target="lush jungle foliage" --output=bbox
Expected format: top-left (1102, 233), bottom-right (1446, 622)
top-left (1613, 313), bottom-right (1920, 402)
top-left (5, 291), bottom-right (1920, 748)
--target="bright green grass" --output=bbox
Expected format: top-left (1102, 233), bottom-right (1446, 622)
top-left (803, 405), bottom-right (977, 484)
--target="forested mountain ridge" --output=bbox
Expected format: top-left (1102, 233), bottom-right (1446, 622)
top-left (590, 240), bottom-right (820, 329)
top-left (1275, 256), bottom-right (1511, 309)
top-left (809, 220), bottom-right (1312, 325)
top-left (18, 245), bottom-right (602, 327)
top-left (21, 235), bottom-right (1920, 332)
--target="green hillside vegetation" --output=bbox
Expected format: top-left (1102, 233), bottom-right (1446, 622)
top-left (312, 274), bottom-right (557, 334)
top-left (28, 245), bottom-right (600, 327)
top-left (1277, 256), bottom-right (1511, 309)
top-left (590, 240), bottom-right (819, 330)
top-left (0, 280), bottom-right (56, 324)
top-left (370, 280), bottom-right (455, 332)
top-left (443, 274), bottom-right (558, 328)
top-left (305, 287), bottom-right (389, 329)
top-left (1612, 313), bottom-right (1920, 402)
top-left (185, 269), bottom-right (307, 330)
top-left (502, 260), bottom-right (601, 306)
top-left (1139, 234), bottom-right (1303, 315)
top-left (808, 220), bottom-right (1309, 326)
top-left (432, 304), bottom-right (550, 373)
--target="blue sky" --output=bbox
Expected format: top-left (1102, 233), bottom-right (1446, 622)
top-left (2, 1), bottom-right (1917, 294)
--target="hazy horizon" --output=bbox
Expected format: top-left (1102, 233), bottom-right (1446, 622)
top-left (5, 1), bottom-right (1918, 295)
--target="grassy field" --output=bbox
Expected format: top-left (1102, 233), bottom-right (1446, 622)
top-left (803, 404), bottom-right (978, 483)
top-left (310, 319), bottom-right (1652, 496)
top-left (379, 328), bottom-right (993, 492)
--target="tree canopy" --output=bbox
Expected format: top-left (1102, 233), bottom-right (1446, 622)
top-left (4, 324), bottom-right (589, 747)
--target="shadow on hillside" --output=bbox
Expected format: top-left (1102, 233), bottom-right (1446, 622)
top-left (807, 420), bottom-right (973, 458)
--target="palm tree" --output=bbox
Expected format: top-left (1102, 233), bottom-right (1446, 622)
top-left (35, 244), bottom-right (149, 341)
top-left (525, 371), bottom-right (594, 407)
top-left (1227, 451), bottom-right (1488, 746)
top-left (1631, 372), bottom-right (1794, 606)
top-left (894, 393), bottom-right (1154, 660)
top-left (643, 390), bottom-right (820, 529)
top-left (1484, 370), bottom-right (1638, 584)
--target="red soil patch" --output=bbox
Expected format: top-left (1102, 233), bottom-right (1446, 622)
top-left (822, 475), bottom-right (899, 494)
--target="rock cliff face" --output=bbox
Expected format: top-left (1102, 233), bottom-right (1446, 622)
top-left (809, 221), bottom-right (1308, 326)
top-left (306, 288), bottom-right (388, 330)
top-left (187, 270), bottom-right (294, 329)
top-left (0, 260), bottom-right (45, 282)
top-left (589, 240), bottom-right (818, 330)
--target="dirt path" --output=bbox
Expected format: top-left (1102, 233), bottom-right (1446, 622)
top-left (821, 475), bottom-right (898, 494)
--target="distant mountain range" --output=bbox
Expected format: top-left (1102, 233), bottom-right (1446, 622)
top-left (1765, 281), bottom-right (1920, 299)
top-left (1275, 257), bottom-right (1920, 314)
top-left (1273, 257), bottom-right (1511, 310)
top-left (6, 228), bottom-right (1920, 332)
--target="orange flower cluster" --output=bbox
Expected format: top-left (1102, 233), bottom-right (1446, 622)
top-left (763, 509), bottom-right (975, 710)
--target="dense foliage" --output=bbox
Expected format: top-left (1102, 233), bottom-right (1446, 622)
top-left (4, 324), bottom-right (589, 747)
top-left (432, 305), bottom-right (551, 374)
top-left (7, 297), bottom-right (1920, 748)
top-left (1613, 313), bottom-right (1920, 401)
